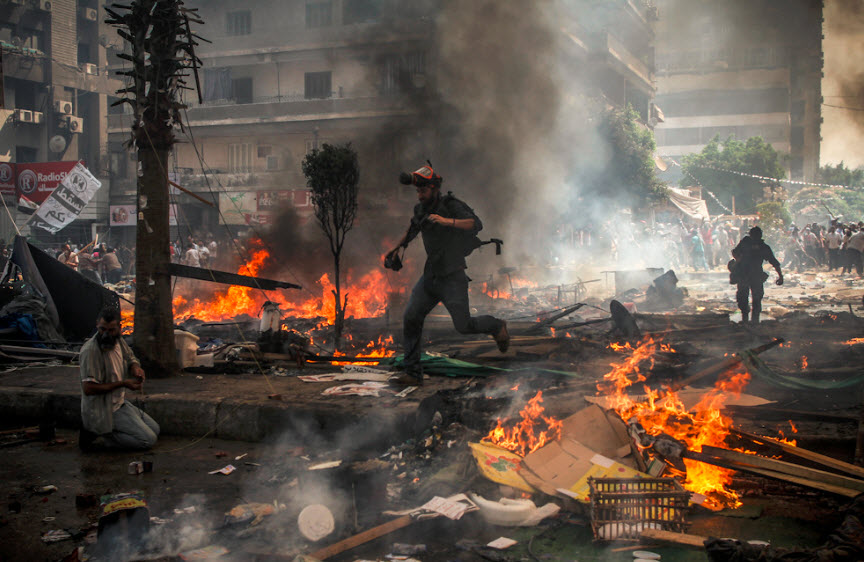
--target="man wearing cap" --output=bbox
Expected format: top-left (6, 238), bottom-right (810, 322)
top-left (730, 226), bottom-right (783, 324)
top-left (385, 164), bottom-right (509, 386)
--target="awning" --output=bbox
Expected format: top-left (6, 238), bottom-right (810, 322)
top-left (667, 187), bottom-right (710, 220)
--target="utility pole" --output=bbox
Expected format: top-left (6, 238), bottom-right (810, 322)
top-left (107, 1), bottom-right (205, 374)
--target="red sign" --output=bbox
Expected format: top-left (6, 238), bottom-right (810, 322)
top-left (15, 162), bottom-right (81, 209)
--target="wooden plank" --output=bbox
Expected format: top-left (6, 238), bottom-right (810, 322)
top-left (733, 429), bottom-right (864, 480)
top-left (685, 451), bottom-right (861, 497)
top-left (0, 345), bottom-right (79, 358)
top-left (162, 263), bottom-right (301, 290)
top-left (700, 445), bottom-right (864, 492)
top-left (639, 528), bottom-right (707, 548)
top-left (310, 514), bottom-right (414, 560)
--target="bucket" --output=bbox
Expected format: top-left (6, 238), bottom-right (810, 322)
top-left (174, 330), bottom-right (200, 369)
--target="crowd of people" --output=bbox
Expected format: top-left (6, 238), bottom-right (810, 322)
top-left (55, 242), bottom-right (134, 286)
top-left (782, 221), bottom-right (864, 276)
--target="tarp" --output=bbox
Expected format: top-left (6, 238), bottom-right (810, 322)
top-left (9, 235), bottom-right (119, 341)
top-left (667, 187), bottom-right (710, 220)
top-left (385, 354), bottom-right (580, 378)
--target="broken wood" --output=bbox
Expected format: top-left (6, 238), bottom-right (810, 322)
top-left (160, 263), bottom-right (301, 290)
top-left (670, 338), bottom-right (783, 391)
top-left (527, 303), bottom-right (585, 333)
top-left (640, 528), bottom-right (706, 548)
top-left (167, 179), bottom-right (215, 207)
top-left (310, 514), bottom-right (415, 560)
top-left (733, 429), bottom-right (864, 480)
top-left (0, 345), bottom-right (79, 358)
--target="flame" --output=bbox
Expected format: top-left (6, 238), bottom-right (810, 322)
top-left (482, 390), bottom-right (563, 457)
top-left (845, 338), bottom-right (864, 345)
top-left (331, 335), bottom-right (396, 365)
top-left (800, 356), bottom-right (808, 370)
top-left (597, 337), bottom-right (749, 509)
top-left (609, 341), bottom-right (633, 352)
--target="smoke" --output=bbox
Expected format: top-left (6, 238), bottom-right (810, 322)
top-left (822, 0), bottom-right (864, 167)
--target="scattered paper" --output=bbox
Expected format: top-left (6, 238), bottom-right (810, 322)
top-left (299, 372), bottom-right (390, 383)
top-left (322, 382), bottom-right (394, 397)
top-left (208, 465), bottom-right (236, 475)
top-left (487, 537), bottom-right (517, 549)
top-left (395, 386), bottom-right (418, 398)
top-left (235, 453), bottom-right (248, 461)
top-left (420, 496), bottom-right (471, 520)
top-left (41, 529), bottom-right (72, 543)
top-left (174, 506), bottom-right (197, 515)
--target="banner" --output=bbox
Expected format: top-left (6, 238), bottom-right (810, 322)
top-left (15, 161), bottom-right (81, 213)
top-left (110, 204), bottom-right (177, 226)
top-left (30, 163), bottom-right (102, 234)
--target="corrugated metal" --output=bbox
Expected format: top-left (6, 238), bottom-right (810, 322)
top-left (51, 0), bottom-right (78, 67)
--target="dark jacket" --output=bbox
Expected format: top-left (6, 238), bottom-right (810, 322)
top-left (406, 192), bottom-right (482, 277)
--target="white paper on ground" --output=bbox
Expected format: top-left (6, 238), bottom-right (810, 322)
top-left (487, 537), bottom-right (517, 549)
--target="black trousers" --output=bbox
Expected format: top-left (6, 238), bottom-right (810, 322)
top-left (736, 279), bottom-right (765, 319)
top-left (403, 270), bottom-right (503, 377)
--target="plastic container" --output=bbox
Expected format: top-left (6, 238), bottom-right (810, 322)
top-left (259, 301), bottom-right (281, 333)
top-left (174, 330), bottom-right (200, 369)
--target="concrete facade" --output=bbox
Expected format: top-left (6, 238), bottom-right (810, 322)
top-left (0, 0), bottom-right (122, 244)
top-left (653, 0), bottom-right (823, 180)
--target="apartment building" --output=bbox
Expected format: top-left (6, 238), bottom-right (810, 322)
top-left (102, 0), bottom-right (657, 237)
top-left (653, 0), bottom-right (823, 180)
top-left (0, 0), bottom-right (119, 243)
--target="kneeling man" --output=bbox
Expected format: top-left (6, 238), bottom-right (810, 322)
top-left (79, 308), bottom-right (159, 451)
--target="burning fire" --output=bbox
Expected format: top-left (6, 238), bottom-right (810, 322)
top-left (845, 338), bottom-right (864, 345)
top-left (116, 243), bottom-right (397, 327)
top-left (483, 390), bottom-right (563, 457)
top-left (800, 356), bottom-right (808, 370)
top-left (331, 336), bottom-right (396, 366)
top-left (597, 337), bottom-right (749, 509)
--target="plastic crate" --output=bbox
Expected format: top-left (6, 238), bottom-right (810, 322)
top-left (588, 477), bottom-right (692, 541)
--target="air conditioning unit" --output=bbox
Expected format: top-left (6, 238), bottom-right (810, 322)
top-left (32, 111), bottom-right (44, 124)
top-left (265, 156), bottom-right (280, 171)
top-left (38, 0), bottom-right (52, 12)
top-left (83, 7), bottom-right (98, 21)
top-left (54, 100), bottom-right (73, 114)
top-left (15, 109), bottom-right (33, 123)
top-left (66, 116), bottom-right (84, 134)
top-left (83, 63), bottom-right (99, 76)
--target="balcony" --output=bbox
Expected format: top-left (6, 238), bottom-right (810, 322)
top-left (589, 31), bottom-right (654, 90)
top-left (173, 169), bottom-right (306, 191)
top-left (199, 19), bottom-right (432, 61)
top-left (183, 92), bottom-right (416, 130)
top-left (0, 48), bottom-right (47, 83)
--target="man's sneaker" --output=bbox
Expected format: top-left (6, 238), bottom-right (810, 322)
top-left (494, 321), bottom-right (510, 353)
top-left (78, 428), bottom-right (98, 452)
top-left (388, 372), bottom-right (423, 386)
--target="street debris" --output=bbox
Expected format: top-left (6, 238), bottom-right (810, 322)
top-left (208, 465), bottom-right (236, 475)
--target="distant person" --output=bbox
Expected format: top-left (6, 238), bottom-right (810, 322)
top-left (846, 227), bottom-right (864, 277)
top-left (58, 244), bottom-right (79, 270)
top-left (78, 252), bottom-right (103, 284)
top-left (730, 226), bottom-right (783, 324)
top-left (101, 247), bottom-right (123, 284)
top-left (79, 308), bottom-right (159, 451)
top-left (183, 245), bottom-right (200, 268)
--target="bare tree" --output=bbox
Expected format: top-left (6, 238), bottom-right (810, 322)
top-left (107, 0), bottom-right (205, 374)
top-left (302, 143), bottom-right (359, 349)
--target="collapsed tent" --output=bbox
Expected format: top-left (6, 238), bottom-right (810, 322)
top-left (667, 187), bottom-right (710, 220)
top-left (7, 235), bottom-right (119, 342)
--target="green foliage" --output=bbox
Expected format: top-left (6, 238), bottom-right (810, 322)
top-left (755, 201), bottom-right (791, 233)
top-left (681, 135), bottom-right (786, 215)
top-left (302, 143), bottom-right (360, 257)
top-left (789, 163), bottom-right (864, 223)
top-left (586, 106), bottom-right (665, 209)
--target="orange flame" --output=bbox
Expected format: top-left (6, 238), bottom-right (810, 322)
top-left (482, 390), bottom-right (563, 457)
top-left (845, 338), bottom-right (864, 345)
top-left (800, 356), bottom-right (808, 370)
top-left (597, 337), bottom-right (749, 509)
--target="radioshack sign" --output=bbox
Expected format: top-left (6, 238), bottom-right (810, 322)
top-left (15, 162), bottom-right (81, 209)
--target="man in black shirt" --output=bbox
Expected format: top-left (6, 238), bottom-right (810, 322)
top-left (731, 226), bottom-right (783, 324)
top-left (385, 164), bottom-right (509, 385)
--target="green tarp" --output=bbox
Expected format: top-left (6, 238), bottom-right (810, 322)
top-left (384, 354), bottom-right (580, 378)
top-left (740, 349), bottom-right (864, 390)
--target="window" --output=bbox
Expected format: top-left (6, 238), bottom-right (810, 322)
top-left (257, 145), bottom-right (272, 158)
top-left (226, 11), bottom-right (251, 36)
top-left (16, 146), bottom-right (38, 163)
top-left (791, 126), bottom-right (805, 148)
top-left (228, 144), bottom-right (253, 173)
top-left (306, 2), bottom-right (332, 28)
top-left (231, 77), bottom-right (253, 104)
top-left (381, 52), bottom-right (426, 95)
top-left (304, 71), bottom-right (332, 99)
top-left (77, 42), bottom-right (93, 64)
top-left (343, 0), bottom-right (380, 24)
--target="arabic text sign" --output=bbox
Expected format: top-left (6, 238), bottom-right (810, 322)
top-left (31, 163), bottom-right (101, 234)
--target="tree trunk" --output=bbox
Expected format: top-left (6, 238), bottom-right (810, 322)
top-left (133, 147), bottom-right (177, 375)
top-left (333, 256), bottom-right (343, 351)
